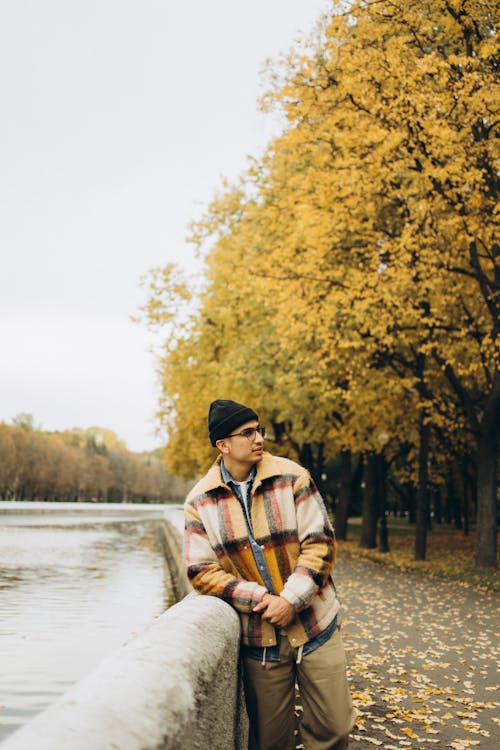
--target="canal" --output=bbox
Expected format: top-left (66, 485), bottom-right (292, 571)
top-left (0, 501), bottom-right (183, 742)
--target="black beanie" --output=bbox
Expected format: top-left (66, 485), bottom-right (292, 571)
top-left (208, 399), bottom-right (259, 446)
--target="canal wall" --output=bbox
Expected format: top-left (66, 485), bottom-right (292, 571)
top-left (1, 514), bottom-right (249, 750)
top-left (159, 517), bottom-right (191, 601)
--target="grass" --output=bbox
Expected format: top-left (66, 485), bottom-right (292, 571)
top-left (337, 517), bottom-right (500, 593)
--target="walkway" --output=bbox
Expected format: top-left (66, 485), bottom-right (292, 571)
top-left (333, 555), bottom-right (499, 750)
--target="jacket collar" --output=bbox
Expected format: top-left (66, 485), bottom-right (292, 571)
top-left (201, 451), bottom-right (283, 494)
top-left (220, 459), bottom-right (256, 486)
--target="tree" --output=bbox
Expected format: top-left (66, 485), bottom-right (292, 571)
top-left (0, 422), bottom-right (185, 503)
top-left (145, 0), bottom-right (499, 566)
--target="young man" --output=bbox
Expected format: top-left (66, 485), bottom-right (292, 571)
top-left (184, 399), bottom-right (358, 749)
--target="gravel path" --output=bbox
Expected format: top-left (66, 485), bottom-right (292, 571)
top-left (332, 554), bottom-right (500, 750)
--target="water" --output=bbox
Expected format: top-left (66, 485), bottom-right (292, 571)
top-left (0, 502), bottom-right (184, 742)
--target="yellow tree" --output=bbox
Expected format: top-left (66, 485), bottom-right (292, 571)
top-left (254, 0), bottom-right (499, 564)
top-left (146, 0), bottom-right (498, 566)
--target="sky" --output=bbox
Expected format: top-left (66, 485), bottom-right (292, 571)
top-left (1, 0), bottom-right (329, 452)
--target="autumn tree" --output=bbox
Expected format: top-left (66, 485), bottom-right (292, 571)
top-left (145, 0), bottom-right (498, 566)
top-left (255, 0), bottom-right (499, 565)
top-left (0, 421), bottom-right (186, 503)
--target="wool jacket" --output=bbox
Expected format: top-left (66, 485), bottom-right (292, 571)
top-left (183, 452), bottom-right (340, 649)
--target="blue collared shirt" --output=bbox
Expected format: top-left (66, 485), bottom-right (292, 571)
top-left (220, 459), bottom-right (336, 662)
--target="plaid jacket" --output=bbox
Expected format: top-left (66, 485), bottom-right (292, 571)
top-left (183, 452), bottom-right (340, 648)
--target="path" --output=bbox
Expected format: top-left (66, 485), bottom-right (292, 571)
top-left (332, 554), bottom-right (499, 750)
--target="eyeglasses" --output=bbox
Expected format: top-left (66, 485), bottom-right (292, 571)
top-left (226, 426), bottom-right (266, 441)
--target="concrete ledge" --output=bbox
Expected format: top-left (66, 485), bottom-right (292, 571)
top-left (159, 518), bottom-right (191, 600)
top-left (1, 595), bottom-right (248, 750)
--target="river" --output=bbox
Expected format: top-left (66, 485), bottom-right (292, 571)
top-left (0, 501), bottom-right (184, 742)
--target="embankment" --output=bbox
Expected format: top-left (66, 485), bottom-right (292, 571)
top-left (1, 513), bottom-right (248, 750)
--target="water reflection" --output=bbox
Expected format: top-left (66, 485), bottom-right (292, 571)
top-left (0, 505), bottom-right (179, 741)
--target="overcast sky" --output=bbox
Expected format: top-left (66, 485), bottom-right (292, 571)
top-left (1, 0), bottom-right (328, 452)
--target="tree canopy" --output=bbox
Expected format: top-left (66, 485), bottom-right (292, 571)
top-left (0, 418), bottom-right (189, 503)
top-left (144, 0), bottom-right (499, 566)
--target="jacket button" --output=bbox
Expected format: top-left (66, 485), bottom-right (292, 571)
top-left (292, 638), bottom-right (297, 643)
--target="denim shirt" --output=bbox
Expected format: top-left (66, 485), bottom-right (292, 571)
top-left (220, 459), bottom-right (337, 662)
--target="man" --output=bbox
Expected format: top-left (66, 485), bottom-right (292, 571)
top-left (184, 399), bottom-right (358, 749)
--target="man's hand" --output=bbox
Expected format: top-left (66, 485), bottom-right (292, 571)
top-left (253, 593), bottom-right (295, 627)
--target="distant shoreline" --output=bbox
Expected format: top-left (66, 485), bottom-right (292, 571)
top-left (0, 500), bottom-right (183, 512)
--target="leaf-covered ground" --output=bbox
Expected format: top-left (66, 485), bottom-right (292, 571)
top-left (338, 521), bottom-right (499, 593)
top-left (333, 555), bottom-right (499, 750)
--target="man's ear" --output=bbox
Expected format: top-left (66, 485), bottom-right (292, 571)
top-left (216, 438), bottom-right (229, 454)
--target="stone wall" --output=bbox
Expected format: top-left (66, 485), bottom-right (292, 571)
top-left (2, 519), bottom-right (248, 750)
top-left (159, 517), bottom-right (191, 601)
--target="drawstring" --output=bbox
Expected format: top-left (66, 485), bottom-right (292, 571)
top-left (296, 645), bottom-right (304, 665)
top-left (259, 642), bottom-right (302, 665)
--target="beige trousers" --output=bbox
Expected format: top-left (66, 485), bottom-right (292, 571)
top-left (243, 628), bottom-right (358, 750)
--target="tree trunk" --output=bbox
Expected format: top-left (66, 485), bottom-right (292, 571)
top-left (335, 450), bottom-right (351, 541)
top-left (450, 468), bottom-right (463, 530)
top-left (444, 482), bottom-right (452, 524)
top-left (405, 483), bottom-right (416, 523)
top-left (462, 456), bottom-right (470, 536)
top-left (475, 372), bottom-right (500, 567)
top-left (360, 454), bottom-right (378, 548)
top-left (299, 443), bottom-right (313, 475)
top-left (440, 363), bottom-right (499, 567)
top-left (350, 453), bottom-right (364, 517)
top-left (377, 452), bottom-right (390, 553)
top-left (415, 414), bottom-right (430, 561)
top-left (433, 487), bottom-right (443, 524)
top-left (299, 443), bottom-right (326, 495)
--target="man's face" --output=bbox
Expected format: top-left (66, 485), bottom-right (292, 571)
top-left (216, 419), bottom-right (265, 465)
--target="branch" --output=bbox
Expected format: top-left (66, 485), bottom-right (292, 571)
top-left (432, 352), bottom-right (480, 434)
top-left (469, 240), bottom-right (500, 323)
top-left (253, 268), bottom-right (348, 289)
top-left (459, 299), bottom-right (493, 387)
top-left (443, 264), bottom-right (500, 289)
